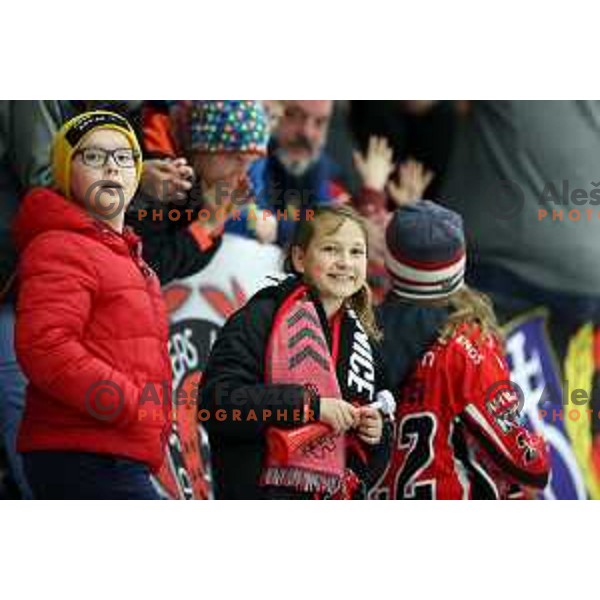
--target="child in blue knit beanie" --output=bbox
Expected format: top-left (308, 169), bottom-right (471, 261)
top-left (373, 200), bottom-right (550, 500)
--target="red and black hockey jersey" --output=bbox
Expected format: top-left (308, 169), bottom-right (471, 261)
top-left (372, 322), bottom-right (549, 499)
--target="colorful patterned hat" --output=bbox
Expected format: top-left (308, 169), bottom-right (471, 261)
top-left (189, 100), bottom-right (269, 154)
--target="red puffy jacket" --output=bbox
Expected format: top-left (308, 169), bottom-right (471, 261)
top-left (13, 187), bottom-right (172, 473)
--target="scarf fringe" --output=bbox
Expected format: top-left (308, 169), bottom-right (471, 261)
top-left (260, 466), bottom-right (342, 495)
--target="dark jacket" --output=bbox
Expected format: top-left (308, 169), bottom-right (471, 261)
top-left (376, 294), bottom-right (449, 390)
top-left (199, 276), bottom-right (392, 499)
top-left (127, 190), bottom-right (222, 286)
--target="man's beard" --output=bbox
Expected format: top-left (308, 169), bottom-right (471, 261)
top-left (274, 146), bottom-right (318, 177)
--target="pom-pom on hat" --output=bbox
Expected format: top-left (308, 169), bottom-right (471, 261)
top-left (189, 100), bottom-right (269, 155)
top-left (384, 200), bottom-right (466, 300)
top-left (52, 110), bottom-right (143, 199)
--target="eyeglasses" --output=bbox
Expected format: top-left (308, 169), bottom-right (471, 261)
top-left (74, 147), bottom-right (140, 169)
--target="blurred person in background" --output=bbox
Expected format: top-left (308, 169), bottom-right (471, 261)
top-left (254, 100), bottom-right (349, 246)
top-left (128, 100), bottom-right (271, 284)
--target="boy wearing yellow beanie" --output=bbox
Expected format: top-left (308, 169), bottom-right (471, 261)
top-left (51, 110), bottom-right (142, 231)
top-left (11, 110), bottom-right (172, 499)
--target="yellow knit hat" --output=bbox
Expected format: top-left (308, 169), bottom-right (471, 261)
top-left (52, 110), bottom-right (143, 199)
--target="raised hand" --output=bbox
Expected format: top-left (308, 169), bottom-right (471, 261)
top-left (140, 157), bottom-right (194, 203)
top-left (353, 136), bottom-right (395, 192)
top-left (387, 159), bottom-right (434, 208)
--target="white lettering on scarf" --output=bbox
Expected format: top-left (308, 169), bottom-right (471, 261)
top-left (347, 318), bottom-right (375, 401)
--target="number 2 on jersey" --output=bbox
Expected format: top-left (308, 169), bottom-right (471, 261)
top-left (395, 412), bottom-right (437, 499)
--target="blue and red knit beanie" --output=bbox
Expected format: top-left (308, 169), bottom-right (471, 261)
top-left (384, 200), bottom-right (466, 300)
top-left (189, 101), bottom-right (269, 155)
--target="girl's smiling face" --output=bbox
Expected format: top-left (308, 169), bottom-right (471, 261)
top-left (292, 216), bottom-right (367, 313)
